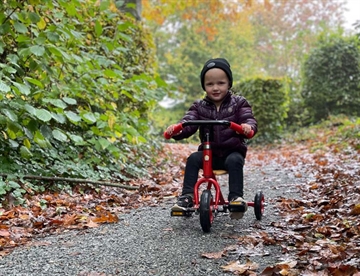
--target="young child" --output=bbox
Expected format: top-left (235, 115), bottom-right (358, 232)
top-left (165, 58), bottom-right (257, 219)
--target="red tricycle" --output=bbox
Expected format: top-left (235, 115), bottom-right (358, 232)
top-left (164, 120), bottom-right (265, 232)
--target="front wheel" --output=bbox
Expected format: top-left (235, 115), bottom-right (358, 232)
top-left (199, 190), bottom-right (213, 232)
top-left (254, 191), bottom-right (264, 220)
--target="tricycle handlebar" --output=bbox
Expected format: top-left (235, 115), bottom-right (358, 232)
top-left (163, 120), bottom-right (254, 139)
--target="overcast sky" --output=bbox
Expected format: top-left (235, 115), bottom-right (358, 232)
top-left (343, 0), bottom-right (360, 30)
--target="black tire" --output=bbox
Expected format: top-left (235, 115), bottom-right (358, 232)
top-left (254, 191), bottom-right (264, 220)
top-left (199, 190), bottom-right (213, 233)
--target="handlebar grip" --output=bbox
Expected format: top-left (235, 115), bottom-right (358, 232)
top-left (229, 122), bottom-right (254, 139)
top-left (163, 123), bottom-right (183, 139)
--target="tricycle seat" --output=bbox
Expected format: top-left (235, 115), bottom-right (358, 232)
top-left (213, 170), bottom-right (228, 175)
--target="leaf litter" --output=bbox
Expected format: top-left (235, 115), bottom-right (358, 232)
top-left (0, 133), bottom-right (359, 275)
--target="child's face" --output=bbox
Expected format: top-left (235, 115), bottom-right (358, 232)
top-left (203, 68), bottom-right (230, 104)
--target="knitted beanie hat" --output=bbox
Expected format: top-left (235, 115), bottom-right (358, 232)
top-left (200, 58), bottom-right (233, 91)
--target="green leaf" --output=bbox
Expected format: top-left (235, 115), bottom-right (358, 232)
top-left (46, 32), bottom-right (60, 43)
top-left (16, 35), bottom-right (31, 43)
top-left (40, 125), bottom-right (53, 140)
top-left (0, 180), bottom-right (7, 195)
top-left (62, 97), bottom-right (77, 105)
top-left (23, 138), bottom-right (31, 149)
top-left (8, 181), bottom-right (20, 189)
top-left (104, 69), bottom-right (118, 78)
top-left (13, 21), bottom-right (28, 33)
top-left (0, 81), bottom-right (11, 92)
top-left (81, 112), bottom-right (97, 124)
top-left (65, 3), bottom-right (77, 16)
top-left (29, 12), bottom-right (41, 23)
top-left (24, 77), bottom-right (44, 88)
top-left (12, 82), bottom-right (31, 95)
top-left (20, 146), bottom-right (33, 159)
top-left (30, 45), bottom-right (45, 56)
top-left (2, 109), bottom-right (18, 122)
top-left (34, 130), bottom-right (49, 148)
top-left (43, 98), bottom-right (67, 109)
top-left (52, 113), bottom-right (66, 124)
top-left (69, 134), bottom-right (84, 144)
top-left (52, 129), bottom-right (67, 142)
top-left (95, 20), bottom-right (103, 37)
top-left (35, 109), bottom-right (52, 122)
top-left (3, 65), bottom-right (17, 74)
top-left (100, 0), bottom-right (111, 11)
top-left (24, 104), bottom-right (36, 116)
top-left (6, 128), bottom-right (16, 139)
top-left (98, 138), bottom-right (111, 150)
top-left (9, 139), bottom-right (19, 148)
top-left (65, 111), bottom-right (81, 122)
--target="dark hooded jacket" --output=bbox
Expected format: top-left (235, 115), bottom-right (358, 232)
top-left (173, 92), bottom-right (257, 158)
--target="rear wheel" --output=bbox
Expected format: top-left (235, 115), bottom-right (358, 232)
top-left (199, 190), bottom-right (213, 232)
top-left (254, 191), bottom-right (264, 220)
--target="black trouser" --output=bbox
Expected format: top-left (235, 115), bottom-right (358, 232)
top-left (181, 151), bottom-right (245, 201)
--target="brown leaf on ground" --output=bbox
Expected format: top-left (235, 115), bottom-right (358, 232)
top-left (221, 259), bottom-right (259, 274)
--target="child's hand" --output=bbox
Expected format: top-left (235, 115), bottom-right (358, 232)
top-left (165, 124), bottom-right (181, 137)
top-left (240, 123), bottom-right (252, 136)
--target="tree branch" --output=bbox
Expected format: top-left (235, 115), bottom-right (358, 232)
top-left (0, 174), bottom-right (138, 190)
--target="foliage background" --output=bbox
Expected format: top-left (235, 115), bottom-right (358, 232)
top-left (0, 0), bottom-right (167, 204)
top-left (143, 0), bottom-right (360, 133)
top-left (0, 0), bottom-right (360, 206)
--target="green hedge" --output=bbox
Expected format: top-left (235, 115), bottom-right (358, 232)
top-left (234, 77), bottom-right (289, 143)
top-left (0, 0), bottom-right (167, 203)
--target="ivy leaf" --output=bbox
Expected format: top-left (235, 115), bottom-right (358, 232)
top-left (35, 108), bottom-right (52, 122)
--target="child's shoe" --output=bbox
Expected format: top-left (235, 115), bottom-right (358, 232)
top-left (171, 194), bottom-right (194, 211)
top-left (229, 197), bottom-right (248, 220)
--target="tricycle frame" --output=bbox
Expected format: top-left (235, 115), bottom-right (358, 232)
top-left (166, 120), bottom-right (265, 232)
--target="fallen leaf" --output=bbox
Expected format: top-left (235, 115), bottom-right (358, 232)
top-left (350, 204), bottom-right (360, 215)
top-left (201, 251), bottom-right (224, 259)
top-left (85, 220), bottom-right (99, 228)
top-left (221, 259), bottom-right (259, 273)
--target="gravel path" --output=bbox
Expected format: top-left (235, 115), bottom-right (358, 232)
top-left (0, 153), bottom-right (304, 276)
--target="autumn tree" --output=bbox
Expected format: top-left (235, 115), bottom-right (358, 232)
top-left (249, 0), bottom-right (346, 78)
top-left (142, 0), bottom-right (258, 110)
top-left (142, 0), bottom-right (347, 126)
